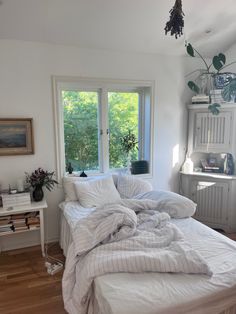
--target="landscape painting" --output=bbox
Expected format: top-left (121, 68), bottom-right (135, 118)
top-left (0, 119), bottom-right (34, 155)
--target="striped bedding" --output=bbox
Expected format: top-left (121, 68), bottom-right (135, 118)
top-left (62, 200), bottom-right (212, 314)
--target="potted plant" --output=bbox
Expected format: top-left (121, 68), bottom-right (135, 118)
top-left (186, 42), bottom-right (236, 115)
top-left (120, 130), bottom-right (138, 174)
top-left (25, 168), bottom-right (58, 202)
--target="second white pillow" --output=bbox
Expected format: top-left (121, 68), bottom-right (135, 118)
top-left (74, 175), bottom-right (121, 208)
top-left (117, 175), bottom-right (153, 199)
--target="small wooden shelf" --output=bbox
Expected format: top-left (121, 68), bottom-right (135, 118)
top-left (0, 200), bottom-right (47, 256)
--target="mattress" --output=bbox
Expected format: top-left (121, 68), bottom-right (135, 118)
top-left (60, 201), bottom-right (236, 314)
top-left (59, 201), bottom-right (95, 256)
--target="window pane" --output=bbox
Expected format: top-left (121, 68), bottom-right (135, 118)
top-left (108, 92), bottom-right (139, 169)
top-left (63, 91), bottom-right (99, 171)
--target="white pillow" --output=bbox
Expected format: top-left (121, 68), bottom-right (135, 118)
top-left (74, 176), bottom-right (121, 208)
top-left (117, 175), bottom-right (153, 199)
top-left (63, 176), bottom-right (93, 201)
top-left (134, 190), bottom-right (196, 218)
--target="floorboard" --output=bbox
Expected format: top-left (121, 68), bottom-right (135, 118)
top-left (0, 243), bottom-right (66, 314)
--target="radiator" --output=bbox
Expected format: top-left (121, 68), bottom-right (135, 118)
top-left (192, 180), bottom-right (228, 224)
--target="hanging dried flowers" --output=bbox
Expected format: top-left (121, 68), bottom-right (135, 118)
top-left (164, 0), bottom-right (184, 39)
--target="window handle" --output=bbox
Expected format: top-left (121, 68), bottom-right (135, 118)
top-left (106, 129), bottom-right (109, 135)
top-left (100, 129), bottom-right (103, 136)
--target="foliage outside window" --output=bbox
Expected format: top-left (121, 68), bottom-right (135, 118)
top-left (63, 91), bottom-right (99, 171)
top-left (109, 92), bottom-right (139, 169)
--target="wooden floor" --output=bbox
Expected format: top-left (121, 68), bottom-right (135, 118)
top-left (0, 243), bottom-right (66, 314)
top-left (1, 234), bottom-right (236, 314)
top-left (215, 230), bottom-right (236, 241)
top-left (224, 233), bottom-right (236, 241)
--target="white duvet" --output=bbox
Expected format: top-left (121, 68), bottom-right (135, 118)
top-left (62, 199), bottom-right (212, 314)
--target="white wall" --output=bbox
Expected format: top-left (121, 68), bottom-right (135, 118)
top-left (223, 43), bottom-right (236, 72)
top-left (0, 39), bottom-right (189, 250)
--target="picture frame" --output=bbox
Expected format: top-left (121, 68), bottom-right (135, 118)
top-left (0, 118), bottom-right (34, 156)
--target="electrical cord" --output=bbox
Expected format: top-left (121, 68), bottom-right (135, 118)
top-left (44, 209), bottom-right (64, 273)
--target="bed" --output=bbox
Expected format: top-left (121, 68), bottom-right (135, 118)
top-left (60, 174), bottom-right (236, 314)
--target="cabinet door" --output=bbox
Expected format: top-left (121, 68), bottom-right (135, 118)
top-left (191, 180), bottom-right (229, 225)
top-left (194, 111), bottom-right (232, 152)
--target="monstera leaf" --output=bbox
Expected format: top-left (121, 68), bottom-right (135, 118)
top-left (221, 78), bottom-right (236, 102)
top-left (188, 81), bottom-right (199, 94)
top-left (208, 103), bottom-right (221, 115)
top-left (186, 43), bottom-right (195, 57)
top-left (213, 53), bottom-right (226, 71)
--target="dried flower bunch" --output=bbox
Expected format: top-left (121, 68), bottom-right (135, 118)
top-left (164, 0), bottom-right (184, 39)
top-left (120, 130), bottom-right (138, 155)
top-left (25, 167), bottom-right (58, 191)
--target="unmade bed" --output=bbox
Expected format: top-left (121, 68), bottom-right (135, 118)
top-left (60, 200), bottom-right (236, 314)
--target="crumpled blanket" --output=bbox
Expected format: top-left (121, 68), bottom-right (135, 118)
top-left (63, 199), bottom-right (212, 314)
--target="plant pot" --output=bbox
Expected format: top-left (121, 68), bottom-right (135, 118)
top-left (197, 73), bottom-right (213, 96)
top-left (33, 185), bottom-right (44, 202)
top-left (131, 160), bottom-right (149, 175)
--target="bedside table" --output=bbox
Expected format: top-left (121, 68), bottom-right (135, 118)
top-left (0, 199), bottom-right (48, 256)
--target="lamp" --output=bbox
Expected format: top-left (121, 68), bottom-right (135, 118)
top-left (164, 0), bottom-right (184, 39)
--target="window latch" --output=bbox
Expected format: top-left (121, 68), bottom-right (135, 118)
top-left (100, 129), bottom-right (103, 135)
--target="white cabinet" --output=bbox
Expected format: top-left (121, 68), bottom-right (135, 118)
top-left (181, 103), bottom-right (236, 233)
top-left (188, 105), bottom-right (234, 154)
top-left (181, 172), bottom-right (236, 232)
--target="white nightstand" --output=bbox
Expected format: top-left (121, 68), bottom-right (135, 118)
top-left (0, 199), bottom-right (48, 256)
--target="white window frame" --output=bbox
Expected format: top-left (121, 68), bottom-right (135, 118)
top-left (52, 76), bottom-right (154, 180)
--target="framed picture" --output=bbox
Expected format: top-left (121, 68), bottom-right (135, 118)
top-left (0, 118), bottom-right (34, 156)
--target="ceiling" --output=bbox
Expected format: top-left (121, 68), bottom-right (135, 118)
top-left (0, 0), bottom-right (235, 56)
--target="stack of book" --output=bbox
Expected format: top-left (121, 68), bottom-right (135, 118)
top-left (192, 95), bottom-right (210, 104)
top-left (11, 213), bottom-right (28, 232)
top-left (210, 90), bottom-right (225, 103)
top-left (1, 192), bottom-right (31, 209)
top-left (0, 215), bottom-right (14, 234)
top-left (26, 212), bottom-right (40, 230)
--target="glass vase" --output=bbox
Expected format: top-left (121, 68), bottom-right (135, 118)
top-left (126, 154), bottom-right (131, 175)
top-left (33, 185), bottom-right (44, 202)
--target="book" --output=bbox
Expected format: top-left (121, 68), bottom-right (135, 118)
top-left (11, 214), bottom-right (26, 220)
top-left (192, 95), bottom-right (210, 104)
top-left (13, 223), bottom-right (27, 228)
top-left (27, 217), bottom-right (40, 224)
top-left (0, 226), bottom-right (14, 232)
top-left (1, 192), bottom-right (31, 208)
top-left (12, 219), bottom-right (26, 224)
top-left (0, 219), bottom-right (11, 226)
top-left (25, 212), bottom-right (39, 218)
top-left (29, 224), bottom-right (40, 230)
top-left (0, 215), bottom-right (11, 221)
top-left (0, 230), bottom-right (14, 235)
top-left (14, 226), bottom-right (29, 231)
top-left (0, 227), bottom-right (13, 232)
top-left (0, 223), bottom-right (13, 228)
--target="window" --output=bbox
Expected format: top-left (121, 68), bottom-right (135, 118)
top-left (108, 92), bottom-right (139, 169)
top-left (53, 77), bottom-right (153, 179)
top-left (63, 91), bottom-right (99, 171)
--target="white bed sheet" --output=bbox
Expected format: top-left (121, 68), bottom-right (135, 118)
top-left (60, 201), bottom-right (236, 314)
top-left (94, 218), bottom-right (236, 314)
